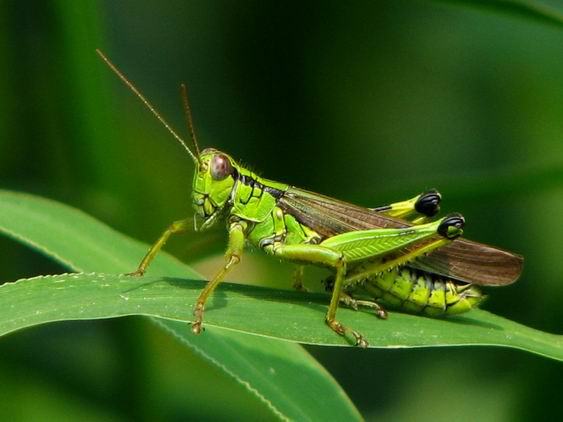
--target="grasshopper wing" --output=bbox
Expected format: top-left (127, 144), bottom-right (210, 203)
top-left (408, 239), bottom-right (523, 286)
top-left (279, 187), bottom-right (523, 286)
top-left (278, 187), bottom-right (408, 237)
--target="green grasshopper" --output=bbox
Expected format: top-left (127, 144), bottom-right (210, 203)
top-left (97, 50), bottom-right (523, 347)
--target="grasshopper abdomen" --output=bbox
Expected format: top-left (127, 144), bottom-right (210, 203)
top-left (359, 268), bottom-right (483, 316)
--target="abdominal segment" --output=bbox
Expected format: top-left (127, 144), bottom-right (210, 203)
top-left (355, 267), bottom-right (483, 316)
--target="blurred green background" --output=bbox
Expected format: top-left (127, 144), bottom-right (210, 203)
top-left (1, 1), bottom-right (562, 420)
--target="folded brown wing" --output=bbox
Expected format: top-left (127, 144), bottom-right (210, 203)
top-left (278, 187), bottom-right (523, 286)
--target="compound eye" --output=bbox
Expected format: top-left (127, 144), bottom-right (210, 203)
top-left (210, 154), bottom-right (232, 180)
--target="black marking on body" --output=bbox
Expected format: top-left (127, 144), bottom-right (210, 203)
top-left (230, 167), bottom-right (239, 181)
top-left (372, 205), bottom-right (391, 212)
top-left (264, 186), bottom-right (284, 200)
top-left (237, 175), bottom-right (253, 205)
top-left (236, 173), bottom-right (286, 206)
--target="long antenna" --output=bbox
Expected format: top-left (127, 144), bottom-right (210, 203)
top-left (180, 83), bottom-right (201, 161)
top-left (95, 49), bottom-right (198, 163)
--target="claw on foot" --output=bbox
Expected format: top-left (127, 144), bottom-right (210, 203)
top-left (328, 319), bottom-right (369, 347)
top-left (352, 331), bottom-right (369, 348)
top-left (126, 269), bottom-right (145, 277)
top-left (191, 321), bottom-right (204, 334)
top-left (376, 308), bottom-right (388, 319)
top-left (192, 303), bottom-right (205, 334)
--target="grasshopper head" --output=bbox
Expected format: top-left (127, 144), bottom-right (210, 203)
top-left (192, 148), bottom-right (238, 230)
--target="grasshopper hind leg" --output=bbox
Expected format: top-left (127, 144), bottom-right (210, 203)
top-left (273, 214), bottom-right (464, 347)
top-left (267, 243), bottom-right (368, 347)
top-left (372, 189), bottom-right (441, 224)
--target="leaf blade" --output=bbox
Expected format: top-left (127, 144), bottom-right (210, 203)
top-left (1, 272), bottom-right (561, 361)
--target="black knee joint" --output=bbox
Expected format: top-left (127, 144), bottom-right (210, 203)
top-left (438, 213), bottom-right (465, 239)
top-left (415, 189), bottom-right (441, 217)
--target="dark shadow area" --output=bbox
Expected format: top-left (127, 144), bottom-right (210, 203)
top-left (446, 314), bottom-right (505, 330)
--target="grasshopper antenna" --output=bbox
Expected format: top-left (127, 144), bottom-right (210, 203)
top-left (180, 83), bottom-right (201, 163)
top-left (95, 49), bottom-right (199, 163)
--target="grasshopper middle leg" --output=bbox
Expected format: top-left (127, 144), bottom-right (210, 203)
top-left (339, 291), bottom-right (388, 319)
top-left (292, 265), bottom-right (308, 292)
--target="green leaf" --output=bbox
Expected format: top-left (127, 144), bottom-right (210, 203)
top-left (1, 272), bottom-right (561, 361)
top-left (437, 0), bottom-right (563, 27)
top-left (0, 190), bottom-right (361, 421)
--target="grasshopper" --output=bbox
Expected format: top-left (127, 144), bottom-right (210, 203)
top-left (97, 50), bottom-right (523, 347)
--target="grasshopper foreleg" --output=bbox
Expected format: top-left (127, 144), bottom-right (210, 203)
top-left (128, 218), bottom-right (191, 276)
top-left (192, 220), bottom-right (246, 334)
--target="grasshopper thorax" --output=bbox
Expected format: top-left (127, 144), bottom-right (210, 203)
top-left (192, 148), bottom-right (238, 230)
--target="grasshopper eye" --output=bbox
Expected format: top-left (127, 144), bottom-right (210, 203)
top-left (210, 154), bottom-right (232, 180)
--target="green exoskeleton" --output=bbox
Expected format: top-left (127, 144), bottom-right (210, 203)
top-left (97, 50), bottom-right (523, 347)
